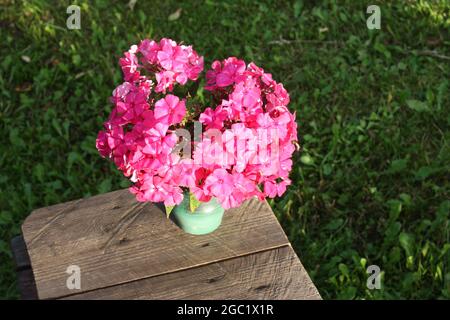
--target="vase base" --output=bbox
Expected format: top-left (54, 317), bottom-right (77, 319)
top-left (172, 199), bottom-right (225, 236)
top-left (173, 217), bottom-right (223, 235)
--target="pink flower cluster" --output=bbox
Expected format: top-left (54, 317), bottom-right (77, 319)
top-left (194, 58), bottom-right (297, 208)
top-left (120, 38), bottom-right (203, 92)
top-left (97, 39), bottom-right (298, 210)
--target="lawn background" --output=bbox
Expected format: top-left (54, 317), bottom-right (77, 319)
top-left (0, 0), bottom-right (449, 299)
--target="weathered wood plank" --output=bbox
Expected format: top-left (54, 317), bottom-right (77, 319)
top-left (63, 246), bottom-right (321, 300)
top-left (16, 269), bottom-right (38, 300)
top-left (22, 189), bottom-right (290, 299)
top-left (10, 235), bottom-right (37, 299)
top-left (11, 235), bottom-right (31, 269)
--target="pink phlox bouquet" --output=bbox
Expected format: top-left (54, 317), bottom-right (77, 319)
top-left (96, 38), bottom-right (298, 211)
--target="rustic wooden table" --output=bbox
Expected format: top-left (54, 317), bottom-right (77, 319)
top-left (11, 189), bottom-right (320, 300)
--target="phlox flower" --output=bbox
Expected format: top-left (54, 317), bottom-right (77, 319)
top-left (142, 123), bottom-right (177, 156)
top-left (154, 94), bottom-right (186, 126)
top-left (130, 174), bottom-right (183, 206)
top-left (205, 57), bottom-right (246, 90)
top-left (263, 179), bottom-right (291, 198)
top-left (96, 131), bottom-right (111, 158)
top-left (204, 168), bottom-right (234, 199)
top-left (176, 158), bottom-right (198, 188)
top-left (199, 107), bottom-right (227, 130)
top-left (119, 50), bottom-right (140, 82)
top-left (138, 39), bottom-right (160, 64)
top-left (191, 167), bottom-right (212, 202)
top-left (157, 38), bottom-right (188, 71)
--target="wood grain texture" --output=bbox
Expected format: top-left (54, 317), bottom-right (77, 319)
top-left (22, 189), bottom-right (291, 299)
top-left (64, 246), bottom-right (321, 300)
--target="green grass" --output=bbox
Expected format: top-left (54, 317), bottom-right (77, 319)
top-left (0, 0), bottom-right (449, 299)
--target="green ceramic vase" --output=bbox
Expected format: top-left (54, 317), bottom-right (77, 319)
top-left (172, 195), bottom-right (225, 235)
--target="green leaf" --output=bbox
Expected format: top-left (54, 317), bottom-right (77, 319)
top-left (97, 178), bottom-right (112, 193)
top-left (165, 205), bottom-right (174, 218)
top-left (119, 179), bottom-right (131, 188)
top-left (67, 151), bottom-right (85, 171)
top-left (399, 232), bottom-right (414, 257)
top-left (374, 42), bottom-right (391, 59)
top-left (440, 244), bottom-right (450, 259)
top-left (436, 200), bottom-right (450, 220)
top-left (421, 242), bottom-right (429, 257)
top-left (300, 154), bottom-right (314, 165)
top-left (52, 118), bottom-right (63, 137)
top-left (387, 159), bottom-right (408, 174)
top-left (406, 255), bottom-right (414, 270)
top-left (33, 163), bottom-right (45, 183)
top-left (389, 246), bottom-right (401, 264)
top-left (293, 1), bottom-right (303, 18)
top-left (325, 218), bottom-right (344, 230)
top-left (360, 258), bottom-right (367, 269)
top-left (406, 99), bottom-right (429, 112)
top-left (338, 263), bottom-right (349, 276)
top-left (189, 192), bottom-right (201, 213)
top-left (399, 193), bottom-right (412, 206)
top-left (9, 128), bottom-right (25, 148)
top-left (339, 12), bottom-right (348, 22)
top-left (322, 163), bottom-right (332, 176)
top-left (385, 221), bottom-right (401, 241)
top-left (72, 54), bottom-right (81, 66)
top-left (397, 62), bottom-right (407, 70)
top-left (339, 286), bottom-right (357, 299)
top-left (415, 166), bottom-right (436, 180)
top-left (387, 199), bottom-right (402, 221)
top-left (168, 8), bottom-right (182, 21)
